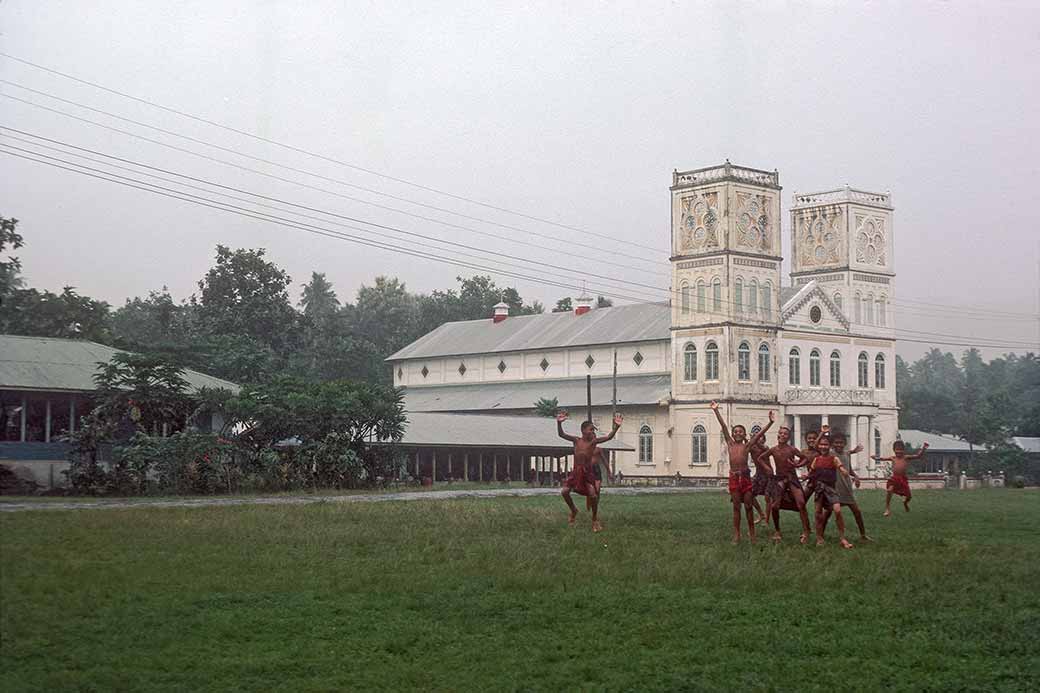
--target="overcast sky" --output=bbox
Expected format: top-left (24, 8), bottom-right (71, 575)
top-left (2, 0), bottom-right (1038, 360)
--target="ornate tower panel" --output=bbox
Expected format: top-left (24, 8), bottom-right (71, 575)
top-left (790, 188), bottom-right (895, 336)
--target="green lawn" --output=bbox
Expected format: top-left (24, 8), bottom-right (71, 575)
top-left (2, 490), bottom-right (1037, 692)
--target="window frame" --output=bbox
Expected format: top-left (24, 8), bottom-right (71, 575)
top-left (809, 348), bottom-right (821, 387)
top-left (738, 341), bottom-right (751, 381)
top-left (705, 341), bottom-right (720, 381)
top-left (638, 425), bottom-right (654, 464)
top-left (691, 424), bottom-right (708, 466)
top-left (683, 343), bottom-right (697, 382)
top-left (858, 352), bottom-right (869, 388)
top-left (788, 347), bottom-right (801, 385)
top-left (758, 343), bottom-right (771, 383)
top-left (875, 353), bottom-right (886, 389)
top-left (829, 350), bottom-right (841, 387)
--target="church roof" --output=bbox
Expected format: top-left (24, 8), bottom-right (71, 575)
top-left (403, 374), bottom-right (671, 413)
top-left (387, 302), bottom-right (670, 361)
top-left (0, 334), bottom-right (240, 394)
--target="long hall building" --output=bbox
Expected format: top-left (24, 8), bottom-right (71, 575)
top-left (387, 163), bottom-right (898, 478)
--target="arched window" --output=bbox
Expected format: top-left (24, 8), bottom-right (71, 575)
top-left (748, 280), bottom-right (758, 314)
top-left (738, 341), bottom-right (751, 381)
top-left (762, 282), bottom-right (772, 319)
top-left (874, 428), bottom-right (882, 459)
top-left (875, 353), bottom-right (886, 389)
top-left (734, 279), bottom-right (743, 316)
top-left (809, 349), bottom-right (821, 386)
top-left (865, 293), bottom-right (874, 325)
top-left (712, 278), bottom-right (722, 313)
top-left (639, 425), bottom-right (653, 464)
top-left (683, 343), bottom-right (697, 382)
top-left (830, 350), bottom-right (841, 386)
top-left (834, 293), bottom-right (843, 313)
top-left (705, 341), bottom-right (719, 380)
top-left (696, 280), bottom-right (706, 313)
top-left (854, 293), bottom-right (862, 324)
top-left (858, 352), bottom-right (869, 388)
top-left (878, 295), bottom-right (886, 326)
top-left (680, 282), bottom-right (690, 314)
top-left (691, 424), bottom-right (707, 465)
top-left (758, 343), bottom-right (771, 383)
top-left (789, 347), bottom-right (801, 385)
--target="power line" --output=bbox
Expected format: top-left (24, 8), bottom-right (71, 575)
top-left (0, 52), bottom-right (670, 255)
top-left (0, 80), bottom-right (669, 266)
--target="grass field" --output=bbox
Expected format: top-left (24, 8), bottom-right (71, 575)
top-left (2, 489), bottom-right (1038, 692)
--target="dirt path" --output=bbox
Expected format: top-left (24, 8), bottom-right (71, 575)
top-left (0, 485), bottom-right (716, 513)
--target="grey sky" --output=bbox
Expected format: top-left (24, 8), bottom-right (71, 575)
top-left (2, 0), bottom-right (1038, 360)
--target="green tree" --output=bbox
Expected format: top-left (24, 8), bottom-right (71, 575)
top-left (299, 272), bottom-right (340, 320)
top-left (553, 297), bottom-right (573, 313)
top-left (0, 215), bottom-right (24, 300)
top-left (0, 286), bottom-right (112, 341)
top-left (111, 287), bottom-right (196, 350)
top-left (596, 295), bottom-right (613, 308)
top-left (534, 397), bottom-right (560, 417)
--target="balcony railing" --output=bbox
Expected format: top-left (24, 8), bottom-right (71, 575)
top-left (672, 162), bottom-right (779, 188)
top-left (792, 187), bottom-right (892, 208)
top-left (783, 388), bottom-right (876, 405)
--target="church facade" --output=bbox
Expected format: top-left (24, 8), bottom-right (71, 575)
top-left (387, 163), bottom-right (898, 478)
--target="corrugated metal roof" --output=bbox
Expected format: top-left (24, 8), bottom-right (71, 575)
top-left (898, 429), bottom-right (974, 452)
top-left (398, 411), bottom-right (633, 450)
top-left (387, 302), bottom-right (670, 361)
top-left (1012, 436), bottom-right (1040, 454)
top-left (403, 374), bottom-right (671, 413)
top-left (0, 335), bottom-right (240, 394)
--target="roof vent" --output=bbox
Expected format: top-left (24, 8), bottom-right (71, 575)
top-left (492, 301), bottom-right (510, 323)
top-left (574, 295), bottom-right (594, 316)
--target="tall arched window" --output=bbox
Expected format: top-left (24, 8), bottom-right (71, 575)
top-left (680, 282), bottom-right (690, 314)
top-left (748, 280), bottom-right (758, 314)
top-left (878, 295), bottom-right (886, 326)
top-left (639, 425), bottom-right (653, 464)
top-left (858, 352), bottom-right (869, 388)
top-left (734, 279), bottom-right (743, 316)
top-left (830, 350), bottom-right (841, 386)
top-left (854, 293), bottom-right (862, 324)
top-left (691, 424), bottom-right (707, 465)
top-left (874, 428), bottom-right (882, 459)
top-left (738, 341), bottom-right (751, 381)
top-left (683, 343), bottom-right (697, 382)
top-left (789, 347), bottom-right (801, 385)
top-left (712, 278), bottom-right (722, 313)
top-left (705, 341), bottom-right (719, 380)
top-left (834, 293), bottom-right (843, 313)
top-left (809, 349), bottom-right (821, 386)
top-left (762, 282), bottom-right (772, 319)
top-left (696, 280), bottom-right (706, 313)
top-left (875, 353), bottom-right (886, 389)
top-left (865, 293), bottom-right (874, 325)
top-left (758, 343), bottom-right (771, 383)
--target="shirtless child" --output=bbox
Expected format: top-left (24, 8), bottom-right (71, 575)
top-left (800, 429), bottom-right (820, 501)
top-left (873, 440), bottom-right (929, 516)
top-left (556, 411), bottom-right (622, 532)
top-left (749, 438), bottom-right (772, 525)
top-left (808, 433), bottom-right (855, 549)
top-left (818, 432), bottom-right (872, 542)
top-left (758, 426), bottom-right (812, 543)
top-left (710, 401), bottom-right (775, 544)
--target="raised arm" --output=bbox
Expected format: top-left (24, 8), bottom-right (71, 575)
top-left (836, 459), bottom-right (851, 478)
top-left (710, 401), bottom-right (732, 444)
top-left (556, 411), bottom-right (578, 442)
top-left (593, 413), bottom-right (623, 444)
top-left (871, 454), bottom-right (894, 462)
top-left (756, 447), bottom-right (775, 473)
top-left (748, 411), bottom-right (776, 448)
top-left (908, 442), bottom-right (930, 461)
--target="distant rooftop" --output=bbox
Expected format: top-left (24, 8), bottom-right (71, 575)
top-left (1013, 436), bottom-right (1040, 454)
top-left (792, 187), bottom-right (893, 210)
top-left (0, 335), bottom-right (240, 394)
top-left (898, 429), bottom-right (974, 452)
top-left (672, 162), bottom-right (780, 190)
top-left (387, 302), bottom-right (670, 361)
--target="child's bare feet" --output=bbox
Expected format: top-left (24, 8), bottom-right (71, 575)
top-left (799, 533), bottom-right (809, 545)
top-left (840, 538), bottom-right (854, 549)
top-left (772, 532), bottom-right (782, 543)
top-left (883, 509), bottom-right (892, 517)
top-left (592, 521), bottom-right (603, 533)
top-left (568, 511), bottom-right (578, 526)
top-left (732, 534), bottom-right (740, 545)
top-left (904, 500), bottom-right (910, 512)
top-left (816, 538), bottom-right (825, 547)
top-left (860, 534), bottom-right (874, 542)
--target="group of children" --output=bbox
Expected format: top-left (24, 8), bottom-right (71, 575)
top-left (712, 401), bottom-right (929, 547)
top-left (555, 405), bottom-right (929, 546)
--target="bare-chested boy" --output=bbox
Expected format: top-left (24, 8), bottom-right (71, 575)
top-left (748, 438), bottom-right (771, 525)
top-left (873, 440), bottom-right (929, 516)
top-left (800, 429), bottom-right (820, 499)
top-left (710, 401), bottom-right (775, 544)
top-left (818, 432), bottom-right (872, 542)
top-left (758, 426), bottom-right (812, 543)
top-left (808, 433), bottom-right (854, 549)
top-left (556, 411), bottom-right (622, 532)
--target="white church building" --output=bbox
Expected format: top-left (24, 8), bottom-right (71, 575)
top-left (387, 163), bottom-right (898, 478)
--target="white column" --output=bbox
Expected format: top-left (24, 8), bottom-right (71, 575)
top-left (432, 451), bottom-right (437, 483)
top-left (849, 415), bottom-right (860, 473)
top-left (793, 414), bottom-right (802, 449)
top-left (69, 398), bottom-right (76, 435)
top-left (464, 452), bottom-right (469, 481)
top-left (20, 395), bottom-right (27, 442)
top-left (45, 399), bottom-right (52, 443)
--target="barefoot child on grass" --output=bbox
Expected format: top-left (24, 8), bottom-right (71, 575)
top-left (873, 440), bottom-right (929, 517)
top-left (556, 411), bottom-right (622, 532)
top-left (818, 432), bottom-right (872, 543)
top-left (759, 427), bottom-right (812, 544)
top-left (710, 402), bottom-right (775, 544)
top-left (809, 433), bottom-right (855, 549)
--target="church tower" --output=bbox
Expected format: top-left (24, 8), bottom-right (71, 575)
top-left (668, 162), bottom-right (782, 471)
top-left (789, 187), bottom-right (895, 337)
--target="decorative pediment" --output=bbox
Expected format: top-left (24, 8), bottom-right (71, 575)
top-left (780, 280), bottom-right (849, 330)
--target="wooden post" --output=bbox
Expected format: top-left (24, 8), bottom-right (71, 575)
top-left (492, 453), bottom-right (498, 482)
top-left (448, 452), bottom-right (453, 479)
top-left (69, 398), bottom-right (76, 435)
top-left (45, 399), bottom-right (52, 443)
top-left (20, 395), bottom-right (26, 442)
top-left (415, 451), bottom-right (420, 478)
top-left (506, 454), bottom-right (511, 480)
top-left (464, 452), bottom-right (470, 481)
top-left (553, 457), bottom-right (558, 486)
top-left (432, 451), bottom-right (437, 483)
top-left (479, 452), bottom-right (484, 482)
